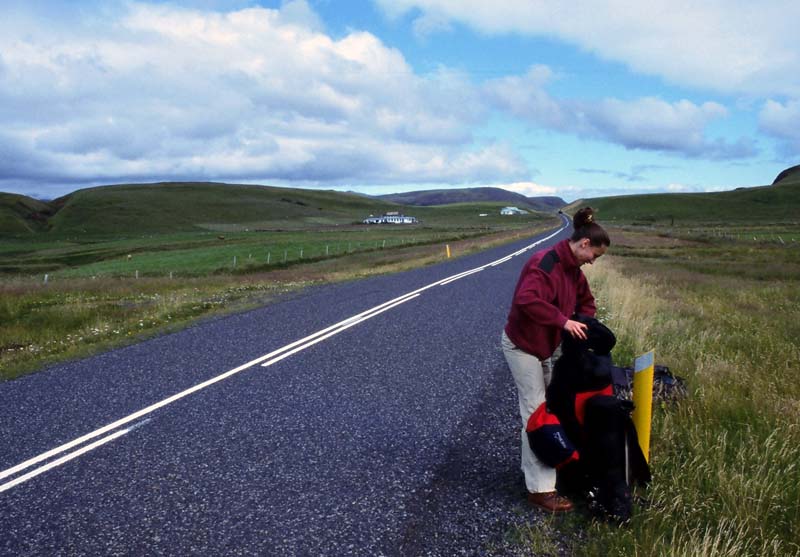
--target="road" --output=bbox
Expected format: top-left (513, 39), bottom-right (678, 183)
top-left (1, 217), bottom-right (571, 556)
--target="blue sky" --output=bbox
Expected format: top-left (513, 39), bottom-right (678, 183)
top-left (1, 0), bottom-right (798, 201)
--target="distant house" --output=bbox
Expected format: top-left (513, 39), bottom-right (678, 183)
top-left (500, 206), bottom-right (527, 215)
top-left (362, 212), bottom-right (418, 224)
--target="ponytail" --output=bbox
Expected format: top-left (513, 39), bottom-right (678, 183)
top-left (570, 207), bottom-right (610, 247)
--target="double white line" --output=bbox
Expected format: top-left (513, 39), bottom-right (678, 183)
top-left (0, 223), bottom-right (566, 494)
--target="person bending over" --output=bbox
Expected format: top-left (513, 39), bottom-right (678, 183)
top-left (501, 207), bottom-right (610, 513)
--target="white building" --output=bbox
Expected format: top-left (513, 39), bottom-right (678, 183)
top-left (500, 206), bottom-right (527, 215)
top-left (362, 212), bottom-right (418, 224)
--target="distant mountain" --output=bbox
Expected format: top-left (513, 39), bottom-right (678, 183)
top-left (376, 187), bottom-right (564, 211)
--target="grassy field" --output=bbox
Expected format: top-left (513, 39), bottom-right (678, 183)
top-left (2, 227), bottom-right (496, 278)
top-left (565, 179), bottom-right (800, 228)
top-left (1, 182), bottom-right (548, 277)
top-left (0, 218), bottom-right (555, 381)
top-left (517, 226), bottom-right (800, 556)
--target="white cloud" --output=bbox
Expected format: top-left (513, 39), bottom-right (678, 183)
top-left (411, 11), bottom-right (453, 40)
top-left (665, 183), bottom-right (693, 193)
top-left (500, 181), bottom-right (559, 197)
top-left (0, 2), bottom-right (525, 191)
top-left (482, 66), bottom-right (568, 129)
top-left (374, 0), bottom-right (800, 97)
top-left (485, 68), bottom-right (756, 159)
top-left (276, 0), bottom-right (326, 33)
top-left (758, 99), bottom-right (800, 155)
top-left (0, 1), bottom-right (777, 198)
top-left (584, 98), bottom-right (757, 158)
top-left (664, 183), bottom-right (735, 193)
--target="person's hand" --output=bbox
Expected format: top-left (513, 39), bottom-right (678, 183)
top-left (564, 319), bottom-right (588, 340)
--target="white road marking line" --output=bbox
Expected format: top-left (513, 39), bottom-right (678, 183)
top-left (0, 223), bottom-right (568, 491)
top-left (0, 294), bottom-right (419, 492)
top-left (488, 255), bottom-right (514, 267)
top-left (434, 267), bottom-right (483, 283)
top-left (0, 428), bottom-right (131, 494)
top-left (261, 294), bottom-right (420, 367)
top-left (0, 294), bottom-right (420, 483)
top-left (438, 268), bottom-right (484, 285)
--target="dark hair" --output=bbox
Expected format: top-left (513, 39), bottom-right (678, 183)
top-left (570, 207), bottom-right (610, 246)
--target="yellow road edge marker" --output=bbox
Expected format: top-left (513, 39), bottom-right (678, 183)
top-left (632, 350), bottom-right (655, 462)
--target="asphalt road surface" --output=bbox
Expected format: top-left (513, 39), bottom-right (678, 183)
top-left (1, 217), bottom-right (572, 556)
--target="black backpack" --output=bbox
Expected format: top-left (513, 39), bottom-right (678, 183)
top-left (546, 316), bottom-right (651, 522)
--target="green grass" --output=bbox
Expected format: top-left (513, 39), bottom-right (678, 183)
top-left (0, 274), bottom-right (313, 380)
top-left (2, 228), bottom-right (488, 278)
top-left (2, 219), bottom-right (543, 278)
top-left (3, 181), bottom-right (548, 238)
top-left (1, 181), bottom-right (549, 277)
top-left (0, 193), bottom-right (53, 236)
top-left (565, 181), bottom-right (800, 227)
top-left (45, 182), bottom-right (389, 235)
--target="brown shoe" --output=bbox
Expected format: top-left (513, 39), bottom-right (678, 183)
top-left (527, 491), bottom-right (574, 513)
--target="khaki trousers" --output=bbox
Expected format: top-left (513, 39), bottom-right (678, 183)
top-left (501, 331), bottom-right (555, 493)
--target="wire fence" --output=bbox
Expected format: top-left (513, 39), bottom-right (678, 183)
top-left (34, 233), bottom-right (470, 282)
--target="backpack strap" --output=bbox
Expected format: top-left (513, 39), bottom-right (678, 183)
top-left (537, 249), bottom-right (560, 273)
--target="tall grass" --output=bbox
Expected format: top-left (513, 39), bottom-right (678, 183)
top-left (551, 232), bottom-right (800, 556)
top-left (0, 275), bottom-right (313, 381)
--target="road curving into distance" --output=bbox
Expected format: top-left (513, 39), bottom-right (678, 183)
top-left (1, 216), bottom-right (571, 556)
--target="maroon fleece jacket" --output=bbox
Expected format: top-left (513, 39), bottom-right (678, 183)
top-left (504, 239), bottom-right (596, 360)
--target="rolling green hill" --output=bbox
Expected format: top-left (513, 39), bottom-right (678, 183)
top-left (7, 166), bottom-right (798, 238)
top-left (1, 182), bottom-right (556, 239)
top-left (0, 183), bottom-right (554, 276)
top-left (566, 181), bottom-right (800, 225)
top-left (9, 182), bottom-right (408, 237)
top-left (0, 193), bottom-right (54, 236)
top-left (773, 164), bottom-right (800, 186)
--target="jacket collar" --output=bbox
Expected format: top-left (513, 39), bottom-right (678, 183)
top-left (555, 239), bottom-right (580, 270)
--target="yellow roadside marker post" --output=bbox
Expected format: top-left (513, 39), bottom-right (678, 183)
top-left (446, 244), bottom-right (451, 258)
top-left (632, 350), bottom-right (655, 462)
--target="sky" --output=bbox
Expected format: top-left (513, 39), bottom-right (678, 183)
top-left (1, 0), bottom-right (799, 202)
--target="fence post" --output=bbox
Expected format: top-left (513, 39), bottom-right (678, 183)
top-left (632, 350), bottom-right (655, 462)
